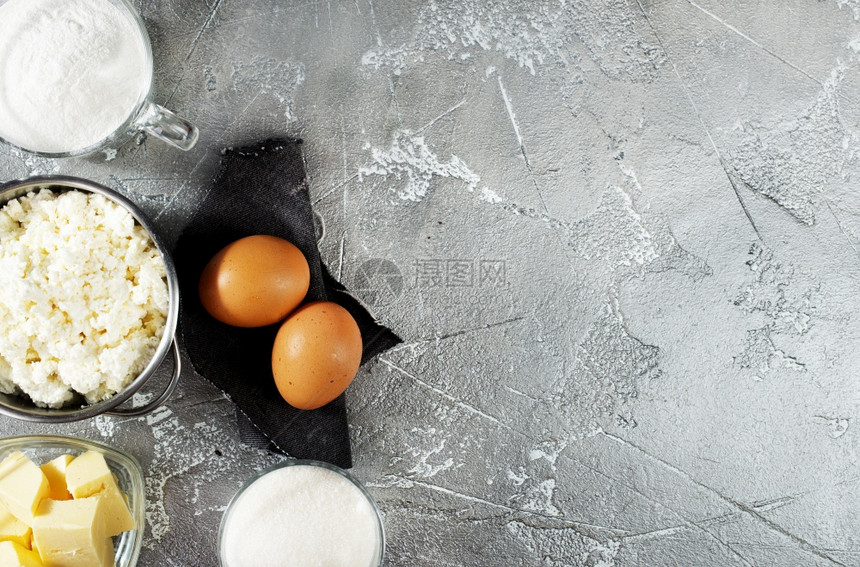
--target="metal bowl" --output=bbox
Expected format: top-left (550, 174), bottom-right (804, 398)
top-left (0, 175), bottom-right (180, 421)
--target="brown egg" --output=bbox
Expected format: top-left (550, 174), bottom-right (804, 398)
top-left (272, 301), bottom-right (363, 410)
top-left (199, 235), bottom-right (310, 328)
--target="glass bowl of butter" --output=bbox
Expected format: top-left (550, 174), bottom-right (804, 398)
top-left (0, 435), bottom-right (145, 567)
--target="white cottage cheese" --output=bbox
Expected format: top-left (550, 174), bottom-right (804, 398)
top-left (0, 189), bottom-right (168, 407)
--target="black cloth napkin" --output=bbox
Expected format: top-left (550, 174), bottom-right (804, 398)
top-left (173, 139), bottom-right (401, 469)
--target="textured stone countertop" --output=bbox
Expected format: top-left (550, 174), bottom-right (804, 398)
top-left (1, 0), bottom-right (859, 565)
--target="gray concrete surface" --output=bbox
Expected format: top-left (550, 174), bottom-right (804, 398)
top-left (1, 0), bottom-right (859, 565)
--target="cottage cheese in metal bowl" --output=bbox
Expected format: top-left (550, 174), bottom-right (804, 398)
top-left (0, 176), bottom-right (179, 421)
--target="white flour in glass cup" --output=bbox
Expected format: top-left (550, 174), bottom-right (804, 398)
top-left (0, 0), bottom-right (196, 156)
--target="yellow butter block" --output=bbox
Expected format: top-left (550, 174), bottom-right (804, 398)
top-left (100, 537), bottom-right (115, 567)
top-left (32, 497), bottom-right (114, 567)
top-left (0, 452), bottom-right (50, 524)
top-left (0, 501), bottom-right (32, 548)
top-left (65, 452), bottom-right (134, 537)
top-left (0, 540), bottom-right (44, 567)
top-left (93, 482), bottom-right (134, 538)
top-left (40, 455), bottom-right (74, 501)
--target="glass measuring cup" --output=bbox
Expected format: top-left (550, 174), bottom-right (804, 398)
top-left (0, 0), bottom-right (198, 157)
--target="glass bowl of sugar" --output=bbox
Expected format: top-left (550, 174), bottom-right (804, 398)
top-left (218, 460), bottom-right (385, 567)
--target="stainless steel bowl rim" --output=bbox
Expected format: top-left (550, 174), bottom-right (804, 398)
top-left (0, 175), bottom-right (180, 421)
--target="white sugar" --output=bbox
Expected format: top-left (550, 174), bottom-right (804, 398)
top-left (221, 465), bottom-right (382, 567)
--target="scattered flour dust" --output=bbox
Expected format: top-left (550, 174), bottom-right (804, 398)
top-left (730, 64), bottom-right (856, 225)
top-left (360, 0), bottom-right (662, 82)
top-left (89, 387), bottom-right (281, 551)
top-left (510, 475), bottom-right (560, 516)
top-left (837, 0), bottom-right (860, 21)
top-left (230, 57), bottom-right (305, 123)
top-left (494, 184), bottom-right (659, 271)
top-left (814, 416), bottom-right (850, 439)
top-left (138, 404), bottom-right (278, 545)
top-left (505, 441), bottom-right (566, 518)
top-left (480, 187), bottom-right (506, 204)
top-left (93, 415), bottom-right (117, 438)
top-left (361, 0), bottom-right (569, 75)
top-left (562, 185), bottom-right (658, 268)
top-left (507, 521), bottom-right (621, 567)
top-left (732, 243), bottom-right (818, 379)
top-left (0, 0), bottom-right (149, 153)
top-left (18, 151), bottom-right (60, 177)
top-left (405, 427), bottom-right (456, 478)
top-left (528, 439), bottom-right (566, 466)
top-left (359, 130), bottom-right (480, 202)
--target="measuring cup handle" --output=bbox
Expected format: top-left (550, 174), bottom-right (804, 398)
top-left (138, 102), bottom-right (199, 151)
top-left (106, 340), bottom-right (182, 417)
